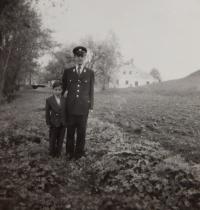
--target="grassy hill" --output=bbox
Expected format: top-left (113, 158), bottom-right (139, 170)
top-left (134, 70), bottom-right (200, 96)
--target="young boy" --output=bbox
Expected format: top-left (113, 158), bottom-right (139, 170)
top-left (45, 81), bottom-right (66, 157)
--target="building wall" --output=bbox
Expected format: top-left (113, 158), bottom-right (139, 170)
top-left (109, 62), bottom-right (157, 88)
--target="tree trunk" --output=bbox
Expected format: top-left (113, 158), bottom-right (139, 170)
top-left (0, 40), bottom-right (13, 98)
top-left (29, 71), bottom-right (32, 85)
top-left (101, 77), bottom-right (107, 91)
top-left (0, 83), bottom-right (5, 102)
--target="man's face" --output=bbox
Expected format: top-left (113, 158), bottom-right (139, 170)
top-left (74, 54), bottom-right (86, 66)
top-left (52, 86), bottom-right (62, 96)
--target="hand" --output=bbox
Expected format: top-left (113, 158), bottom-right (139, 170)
top-left (89, 109), bottom-right (93, 114)
top-left (64, 90), bottom-right (68, 98)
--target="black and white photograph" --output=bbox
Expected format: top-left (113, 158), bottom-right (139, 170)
top-left (0, 0), bottom-right (200, 209)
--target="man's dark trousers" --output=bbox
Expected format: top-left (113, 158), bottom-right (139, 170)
top-left (66, 114), bottom-right (88, 158)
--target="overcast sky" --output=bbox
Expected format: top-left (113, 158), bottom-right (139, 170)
top-left (38, 0), bottom-right (200, 81)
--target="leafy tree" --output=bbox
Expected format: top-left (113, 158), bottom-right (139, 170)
top-left (0, 0), bottom-right (53, 101)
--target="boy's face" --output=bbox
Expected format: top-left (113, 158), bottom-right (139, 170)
top-left (52, 86), bottom-right (62, 96)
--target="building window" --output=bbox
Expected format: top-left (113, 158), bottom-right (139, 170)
top-left (129, 71), bottom-right (132, 74)
top-left (116, 80), bottom-right (119, 85)
top-left (126, 80), bottom-right (129, 85)
top-left (123, 71), bottom-right (126, 74)
top-left (135, 81), bottom-right (139, 86)
top-left (146, 81), bottom-right (150, 85)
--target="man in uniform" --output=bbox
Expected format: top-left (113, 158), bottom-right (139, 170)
top-left (62, 46), bottom-right (94, 160)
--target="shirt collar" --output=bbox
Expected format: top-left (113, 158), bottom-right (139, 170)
top-left (54, 95), bottom-right (61, 104)
top-left (75, 64), bottom-right (84, 73)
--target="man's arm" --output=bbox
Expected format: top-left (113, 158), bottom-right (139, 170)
top-left (61, 97), bottom-right (67, 126)
top-left (89, 70), bottom-right (95, 110)
top-left (62, 69), bottom-right (67, 96)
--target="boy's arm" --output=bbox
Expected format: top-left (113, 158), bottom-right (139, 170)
top-left (45, 99), bottom-right (51, 126)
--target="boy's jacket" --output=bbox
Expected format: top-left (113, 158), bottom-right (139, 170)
top-left (45, 95), bottom-right (65, 127)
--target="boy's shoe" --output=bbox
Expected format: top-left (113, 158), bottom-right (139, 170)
top-left (74, 152), bottom-right (86, 160)
top-left (49, 152), bottom-right (56, 158)
top-left (66, 154), bottom-right (73, 161)
top-left (55, 154), bottom-right (61, 158)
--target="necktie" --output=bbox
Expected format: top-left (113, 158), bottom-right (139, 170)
top-left (77, 65), bottom-right (81, 75)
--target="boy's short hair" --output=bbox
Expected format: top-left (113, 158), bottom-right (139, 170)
top-left (52, 80), bottom-right (62, 89)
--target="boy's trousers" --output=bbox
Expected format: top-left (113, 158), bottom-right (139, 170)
top-left (49, 126), bottom-right (66, 157)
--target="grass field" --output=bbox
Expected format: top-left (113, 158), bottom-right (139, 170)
top-left (94, 88), bottom-right (200, 163)
top-left (0, 86), bottom-right (200, 210)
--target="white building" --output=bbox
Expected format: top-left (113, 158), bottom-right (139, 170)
top-left (109, 60), bottom-right (157, 88)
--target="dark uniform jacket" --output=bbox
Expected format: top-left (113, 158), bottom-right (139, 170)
top-left (62, 66), bottom-right (94, 115)
top-left (45, 95), bottom-right (65, 127)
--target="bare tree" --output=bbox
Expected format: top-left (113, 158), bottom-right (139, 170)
top-left (81, 32), bottom-right (122, 90)
top-left (44, 45), bottom-right (75, 82)
top-left (150, 68), bottom-right (162, 82)
top-left (44, 33), bottom-right (122, 90)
